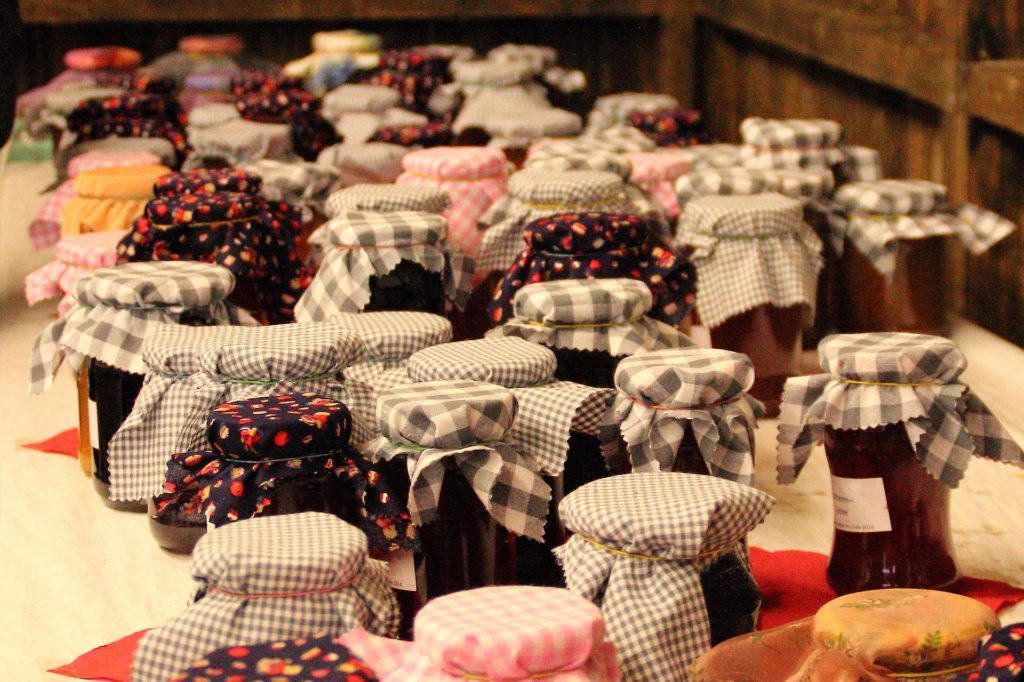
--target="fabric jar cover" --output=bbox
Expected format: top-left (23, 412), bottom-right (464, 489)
top-left (584, 92), bottom-right (680, 134)
top-left (324, 183), bottom-right (451, 219)
top-left (317, 143), bottom-right (408, 185)
top-left (184, 103), bottom-right (294, 169)
top-left (29, 261), bottom-right (241, 394)
top-left (107, 323), bottom-right (266, 502)
top-left (66, 93), bottom-right (189, 166)
top-left (173, 322), bottom-right (370, 451)
top-left (296, 210), bottom-right (473, 320)
top-left (178, 33), bottom-right (244, 55)
top-left (528, 132), bottom-right (656, 158)
top-left (364, 380), bottom-right (551, 541)
top-left (396, 146), bottom-right (509, 254)
top-left (235, 88), bottom-right (318, 123)
top-left (661, 142), bottom-right (745, 170)
top-left (60, 164), bottom-right (171, 237)
top-left (406, 337), bottom-right (615, 477)
top-left (623, 152), bottom-right (689, 218)
top-left (475, 170), bottom-right (640, 274)
top-left (738, 116), bottom-right (882, 181)
top-left (131, 512), bottom-right (400, 682)
top-left (447, 60), bottom-right (550, 136)
top-left (238, 159), bottom-right (340, 220)
top-left (154, 167), bottom-right (263, 197)
top-left (674, 166), bottom-right (836, 208)
top-left (599, 348), bottom-right (762, 485)
top-left (230, 71), bottom-right (305, 98)
top-left (24, 229), bottom-right (126, 315)
top-left (828, 179), bottom-right (1016, 280)
top-left (677, 193), bottom-right (823, 329)
top-left (482, 108), bottom-right (583, 149)
top-left (524, 148), bottom-right (635, 180)
top-left (342, 586), bottom-right (621, 681)
top-left (30, 149), bottom-right (161, 250)
top-left (626, 107), bottom-right (710, 147)
top-left (777, 332), bottom-right (1024, 488)
top-left (488, 43), bottom-right (558, 70)
top-left (954, 622), bottom-right (1024, 682)
top-left (321, 84), bottom-right (400, 143)
top-left (554, 472), bottom-right (775, 681)
top-left (488, 211), bottom-right (698, 327)
top-left (487, 278), bottom-right (695, 357)
top-left (65, 45), bottom-right (142, 70)
top-left (370, 121), bottom-right (453, 148)
top-left (168, 633), bottom-right (381, 682)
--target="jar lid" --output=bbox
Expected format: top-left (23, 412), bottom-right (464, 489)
top-left (377, 47), bottom-right (453, 74)
top-left (329, 311), bottom-right (452, 361)
top-left (318, 143), bottom-right (408, 184)
top-left (235, 89), bottom-right (318, 123)
top-left (592, 92), bottom-right (679, 118)
top-left (191, 512), bottom-right (368, 594)
top-left (73, 261), bottom-right (235, 309)
top-left (154, 168), bottom-right (263, 197)
top-left (614, 348), bottom-right (754, 409)
top-left (679, 193), bottom-right (804, 238)
top-left (834, 179), bottom-right (947, 215)
top-left (146, 191), bottom-right (264, 228)
top-left (408, 337), bottom-right (556, 387)
top-left (67, 150), bottom-right (162, 179)
top-left (63, 45), bottom-right (141, 71)
top-left (511, 278), bottom-right (653, 326)
top-left (207, 393), bottom-right (351, 460)
top-left (818, 332), bottom-right (966, 384)
top-left (325, 183), bottom-right (451, 217)
top-left (412, 586), bottom-right (611, 680)
top-left (524, 211), bottom-right (648, 254)
top-left (186, 102), bottom-right (241, 128)
top-left (487, 43), bottom-right (558, 70)
top-left (376, 380), bottom-right (517, 449)
top-left (55, 229), bottom-right (124, 268)
top-left (321, 210), bottom-right (447, 248)
top-left (451, 59), bottom-right (534, 86)
top-left (73, 164), bottom-right (170, 200)
top-left (230, 71), bottom-right (305, 97)
top-left (401, 146), bottom-right (507, 180)
top-left (142, 323), bottom-right (252, 376)
top-left (178, 33), bottom-right (244, 55)
top-left (740, 116), bottom-right (844, 149)
top-left (42, 85), bottom-right (126, 117)
top-left (312, 30), bottom-right (381, 54)
top-left (68, 93), bottom-right (183, 127)
top-left (370, 121), bottom-right (453, 148)
top-left (623, 152), bottom-right (688, 184)
top-left (675, 167), bottom-right (835, 203)
top-left (485, 108), bottom-right (582, 140)
top-left (523, 151), bottom-right (632, 180)
top-left (182, 69), bottom-right (237, 91)
top-left (812, 589), bottom-right (999, 675)
top-left (509, 170), bottom-right (624, 208)
top-left (238, 159), bottom-right (339, 204)
top-left (322, 84), bottom-right (400, 116)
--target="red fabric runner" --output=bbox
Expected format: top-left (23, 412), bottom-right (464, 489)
top-left (22, 428), bottom-right (79, 458)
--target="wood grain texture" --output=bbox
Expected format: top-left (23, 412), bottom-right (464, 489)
top-left (967, 60), bottom-right (1024, 137)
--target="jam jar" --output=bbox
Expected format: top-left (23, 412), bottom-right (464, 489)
top-left (88, 359), bottom-right (147, 511)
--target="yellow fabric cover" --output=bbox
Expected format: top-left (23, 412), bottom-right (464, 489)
top-left (60, 165), bottom-right (170, 236)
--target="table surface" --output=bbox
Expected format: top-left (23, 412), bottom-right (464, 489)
top-left (2, 162), bottom-right (1023, 681)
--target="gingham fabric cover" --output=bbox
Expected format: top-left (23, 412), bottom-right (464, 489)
top-left (173, 322), bottom-right (370, 453)
top-left (677, 194), bottom-right (823, 328)
top-left (554, 473), bottom-right (775, 681)
top-left (584, 92), bottom-right (679, 134)
top-left (364, 380), bottom-right (551, 541)
top-left (828, 180), bottom-right (1016, 279)
top-left (624, 152), bottom-right (688, 219)
top-left (29, 262), bottom-right (241, 394)
top-left (599, 348), bottom-right (762, 485)
top-left (475, 171), bottom-right (638, 273)
top-left (777, 332), bottom-right (1024, 488)
top-left (107, 324), bottom-right (260, 501)
top-left (131, 513), bottom-right (399, 682)
top-left (396, 146), bottom-right (509, 254)
top-left (484, 108), bottom-right (583, 148)
top-left (322, 84), bottom-right (400, 117)
top-left (488, 43), bottom-right (557, 70)
top-left (523, 150), bottom-right (634, 180)
top-left (446, 60), bottom-right (549, 135)
top-left (661, 143), bottom-right (745, 171)
top-left (838, 145), bottom-right (884, 182)
top-left (238, 158), bottom-right (340, 218)
top-left (343, 586), bottom-right (621, 681)
top-left (739, 117), bottom-right (843, 150)
top-left (528, 132), bottom-right (656, 158)
top-left (407, 337), bottom-right (556, 387)
top-left (738, 117), bottom-right (881, 180)
top-left (316, 143), bottom-right (408, 185)
top-left (184, 109), bottom-right (293, 169)
top-left (24, 229), bottom-right (125, 311)
top-left (674, 166), bottom-right (835, 207)
top-left (295, 211), bottom-right (473, 321)
top-left (487, 278), bottom-right (695, 355)
top-left (323, 183), bottom-right (451, 219)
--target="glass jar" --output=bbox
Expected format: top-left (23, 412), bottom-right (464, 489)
top-left (87, 359), bottom-right (146, 511)
top-left (823, 424), bottom-right (959, 594)
top-left (364, 259), bottom-right (445, 315)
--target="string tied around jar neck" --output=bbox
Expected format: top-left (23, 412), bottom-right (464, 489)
top-left (623, 393), bottom-right (743, 411)
top-left (578, 534), bottom-right (731, 564)
top-left (523, 315), bottom-right (646, 330)
top-left (206, 576), bottom-right (354, 600)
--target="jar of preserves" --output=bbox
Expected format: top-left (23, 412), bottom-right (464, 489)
top-left (777, 332), bottom-right (1024, 594)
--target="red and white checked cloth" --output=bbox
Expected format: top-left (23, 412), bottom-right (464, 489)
top-left (24, 230), bottom-right (126, 313)
top-left (340, 586), bottom-right (621, 681)
top-left (625, 152), bottom-right (688, 220)
top-left (29, 150), bottom-right (162, 250)
top-left (395, 146), bottom-right (509, 255)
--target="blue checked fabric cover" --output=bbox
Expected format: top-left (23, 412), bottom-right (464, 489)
top-left (554, 473), bottom-right (775, 682)
top-left (676, 193), bottom-right (823, 329)
top-left (131, 512), bottom-right (399, 682)
top-left (777, 332), bottom-right (1024, 488)
top-left (599, 348), bottom-right (763, 485)
top-left (363, 380), bottom-right (552, 541)
top-left (29, 261), bottom-right (248, 394)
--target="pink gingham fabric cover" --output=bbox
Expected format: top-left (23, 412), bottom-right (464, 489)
top-left (396, 146), bottom-right (509, 255)
top-left (624, 152), bottom-right (688, 220)
top-left (30, 150), bottom-right (161, 250)
top-left (340, 586), bottom-right (621, 681)
top-left (25, 230), bottom-right (127, 314)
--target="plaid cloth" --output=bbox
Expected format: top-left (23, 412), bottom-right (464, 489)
top-left (447, 59), bottom-right (550, 135)
top-left (322, 84), bottom-right (399, 118)
top-left (29, 262), bottom-right (241, 394)
top-left (599, 348), bottom-right (762, 484)
top-left (739, 117), bottom-right (881, 180)
top-left (316, 143), bottom-right (408, 185)
top-left (660, 143), bottom-right (745, 170)
top-left (740, 116), bottom-right (843, 150)
top-left (407, 337), bottom-right (556, 387)
top-left (295, 211), bottom-right (474, 321)
top-left (324, 183), bottom-right (451, 219)
top-left (677, 194), bottom-right (823, 329)
top-left (838, 145), bottom-right (883, 182)
top-left (238, 159), bottom-right (340, 219)
top-left (624, 152), bottom-right (688, 219)
top-left (131, 512), bottom-right (399, 682)
top-left (554, 473), bottom-right (775, 681)
top-left (475, 170), bottom-right (639, 273)
top-left (364, 380), bottom-right (551, 541)
top-left (584, 92), bottom-right (679, 134)
top-left (108, 324), bottom-right (258, 501)
top-left (829, 180), bottom-right (1017, 279)
top-left (675, 167), bottom-right (835, 207)
top-left (25, 229), bottom-right (125, 308)
top-left (484, 108), bottom-right (583, 149)
top-left (777, 332), bottom-right (1024, 488)
top-left (523, 149), bottom-right (634, 180)
top-left (185, 114), bottom-right (293, 169)
top-left (366, 586), bottom-right (621, 681)
top-left (488, 43), bottom-right (557, 70)
top-left (396, 146), bottom-right (509, 254)
top-left (487, 278), bottom-right (695, 356)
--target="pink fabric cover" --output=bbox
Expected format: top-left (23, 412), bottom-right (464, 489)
top-left (395, 146), bottom-right (508, 255)
top-left (30, 150), bottom-right (161, 250)
top-left (341, 586), bottom-right (621, 681)
top-left (63, 46), bottom-right (141, 71)
top-left (24, 230), bottom-right (126, 313)
top-left (624, 152), bottom-right (689, 219)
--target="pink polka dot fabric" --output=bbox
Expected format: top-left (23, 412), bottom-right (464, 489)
top-left (624, 152), bottom-right (689, 219)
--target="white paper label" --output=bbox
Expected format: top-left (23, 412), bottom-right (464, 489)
top-left (386, 549), bottom-right (417, 592)
top-left (831, 476), bottom-right (892, 533)
top-left (88, 397), bottom-right (100, 452)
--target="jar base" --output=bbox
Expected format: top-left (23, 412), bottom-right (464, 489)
top-left (92, 477), bottom-right (146, 513)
